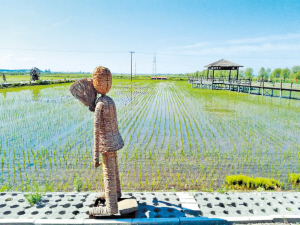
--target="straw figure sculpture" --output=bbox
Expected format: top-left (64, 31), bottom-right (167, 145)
top-left (30, 67), bottom-right (40, 81)
top-left (2, 73), bottom-right (6, 82)
top-left (70, 66), bottom-right (124, 216)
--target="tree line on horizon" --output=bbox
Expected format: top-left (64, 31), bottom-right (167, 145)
top-left (187, 65), bottom-right (300, 81)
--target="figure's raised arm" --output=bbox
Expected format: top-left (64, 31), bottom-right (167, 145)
top-left (93, 101), bottom-right (103, 167)
top-left (69, 79), bottom-right (97, 112)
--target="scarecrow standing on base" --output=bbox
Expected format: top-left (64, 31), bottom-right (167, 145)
top-left (70, 66), bottom-right (125, 216)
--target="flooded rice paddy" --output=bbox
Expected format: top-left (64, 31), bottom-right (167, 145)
top-left (0, 80), bottom-right (300, 191)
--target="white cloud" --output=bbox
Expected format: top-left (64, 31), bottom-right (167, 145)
top-left (53, 17), bottom-right (72, 27)
top-left (228, 33), bottom-right (300, 44)
top-left (168, 33), bottom-right (300, 58)
top-left (1, 54), bottom-right (14, 60)
top-left (22, 57), bottom-right (35, 61)
top-left (176, 41), bottom-right (211, 49)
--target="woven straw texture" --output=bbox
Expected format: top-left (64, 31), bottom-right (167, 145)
top-left (94, 95), bottom-right (124, 153)
top-left (2, 74), bottom-right (6, 82)
top-left (69, 66), bottom-right (124, 216)
top-left (69, 78), bottom-right (97, 112)
top-left (92, 66), bottom-right (112, 95)
top-left (89, 152), bottom-right (120, 216)
top-left (30, 67), bottom-right (40, 81)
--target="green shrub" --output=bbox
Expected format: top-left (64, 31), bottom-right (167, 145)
top-left (11, 83), bottom-right (21, 87)
top-left (290, 173), bottom-right (300, 185)
top-left (25, 192), bottom-right (43, 205)
top-left (24, 183), bottom-right (43, 205)
top-left (73, 175), bottom-right (83, 192)
top-left (226, 175), bottom-right (282, 190)
top-left (0, 185), bottom-right (12, 192)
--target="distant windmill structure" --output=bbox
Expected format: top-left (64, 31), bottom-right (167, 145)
top-left (152, 53), bottom-right (157, 79)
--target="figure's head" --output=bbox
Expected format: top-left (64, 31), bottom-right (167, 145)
top-left (92, 66), bottom-right (112, 95)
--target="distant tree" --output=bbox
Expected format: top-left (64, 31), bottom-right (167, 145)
top-left (214, 70), bottom-right (222, 78)
top-left (244, 68), bottom-right (254, 79)
top-left (30, 67), bottom-right (40, 81)
top-left (271, 68), bottom-right (281, 79)
top-left (231, 70), bottom-right (237, 78)
top-left (266, 68), bottom-right (271, 80)
top-left (202, 69), bottom-right (207, 78)
top-left (291, 65), bottom-right (300, 74)
top-left (239, 70), bottom-right (244, 78)
top-left (258, 67), bottom-right (267, 80)
top-left (294, 70), bottom-right (300, 79)
top-left (280, 68), bottom-right (290, 81)
top-left (220, 70), bottom-right (229, 78)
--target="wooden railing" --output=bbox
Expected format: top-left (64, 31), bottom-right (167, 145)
top-left (188, 77), bottom-right (300, 91)
top-left (188, 77), bottom-right (251, 84)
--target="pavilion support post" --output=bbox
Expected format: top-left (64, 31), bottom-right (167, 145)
top-left (228, 70), bottom-right (232, 90)
top-left (207, 69), bottom-right (209, 80)
top-left (237, 68), bottom-right (239, 80)
top-left (212, 69), bottom-right (215, 89)
top-left (248, 79), bottom-right (251, 94)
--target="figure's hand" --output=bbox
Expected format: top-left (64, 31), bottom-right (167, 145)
top-left (94, 160), bottom-right (101, 168)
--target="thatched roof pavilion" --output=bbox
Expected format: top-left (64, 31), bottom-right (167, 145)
top-left (204, 59), bottom-right (243, 80)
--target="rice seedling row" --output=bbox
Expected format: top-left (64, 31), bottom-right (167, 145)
top-left (0, 80), bottom-right (299, 191)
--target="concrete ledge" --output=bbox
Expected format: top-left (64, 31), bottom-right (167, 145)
top-left (83, 219), bottom-right (132, 224)
top-left (248, 216), bottom-right (274, 224)
top-left (2, 216), bottom-right (300, 225)
top-left (0, 219), bottom-right (35, 225)
top-left (220, 216), bottom-right (273, 224)
top-left (271, 215), bottom-right (300, 223)
top-left (132, 218), bottom-right (179, 224)
top-left (35, 219), bottom-right (84, 225)
top-left (179, 217), bottom-right (227, 225)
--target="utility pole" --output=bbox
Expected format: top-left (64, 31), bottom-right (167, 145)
top-left (152, 53), bottom-right (157, 79)
top-left (135, 62), bottom-right (136, 77)
top-left (129, 51), bottom-right (135, 81)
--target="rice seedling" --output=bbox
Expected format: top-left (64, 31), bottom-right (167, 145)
top-left (0, 80), bottom-right (299, 191)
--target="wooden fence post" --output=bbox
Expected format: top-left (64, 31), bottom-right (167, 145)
top-left (280, 80), bottom-right (282, 98)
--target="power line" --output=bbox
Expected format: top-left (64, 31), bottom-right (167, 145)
top-left (1, 48), bottom-right (300, 59)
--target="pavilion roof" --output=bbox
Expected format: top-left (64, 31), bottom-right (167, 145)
top-left (205, 59), bottom-right (243, 68)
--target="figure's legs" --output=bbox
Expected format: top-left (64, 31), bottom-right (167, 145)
top-left (96, 152), bottom-right (121, 200)
top-left (89, 152), bottom-right (118, 216)
top-left (113, 152), bottom-right (122, 198)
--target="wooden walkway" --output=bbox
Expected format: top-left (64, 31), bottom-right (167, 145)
top-left (188, 77), bottom-right (300, 99)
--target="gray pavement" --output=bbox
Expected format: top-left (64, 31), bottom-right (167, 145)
top-left (0, 191), bottom-right (300, 224)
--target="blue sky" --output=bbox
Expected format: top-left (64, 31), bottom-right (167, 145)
top-left (0, 0), bottom-right (299, 74)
